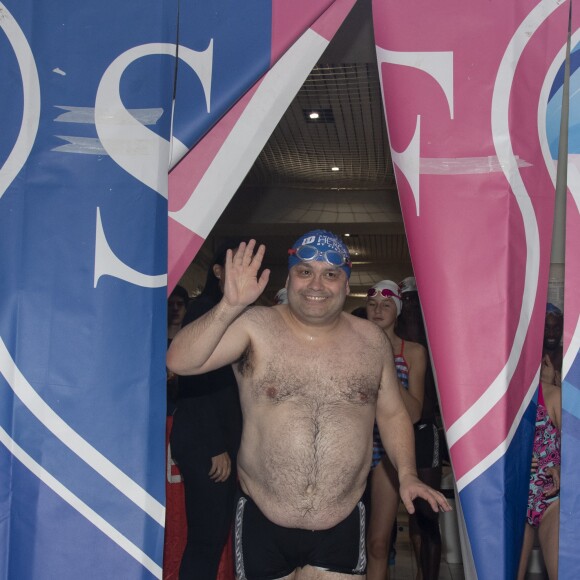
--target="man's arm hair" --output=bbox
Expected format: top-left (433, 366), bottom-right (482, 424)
top-left (166, 300), bottom-right (250, 376)
top-left (167, 239), bottom-right (270, 376)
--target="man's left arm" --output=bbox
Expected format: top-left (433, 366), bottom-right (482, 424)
top-left (376, 357), bottom-right (451, 514)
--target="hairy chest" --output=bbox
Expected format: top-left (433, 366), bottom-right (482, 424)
top-left (235, 334), bottom-right (381, 407)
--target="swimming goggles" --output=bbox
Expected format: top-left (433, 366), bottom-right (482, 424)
top-left (288, 244), bottom-right (351, 267)
top-left (367, 288), bottom-right (400, 299)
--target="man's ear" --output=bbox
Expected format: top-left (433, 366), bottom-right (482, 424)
top-left (213, 264), bottom-right (223, 280)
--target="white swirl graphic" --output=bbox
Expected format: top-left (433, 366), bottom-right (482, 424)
top-left (95, 41), bottom-right (213, 197)
top-left (0, 338), bottom-right (165, 525)
top-left (0, 2), bottom-right (40, 201)
top-left (0, 426), bottom-right (162, 578)
top-left (457, 10), bottom-right (571, 491)
top-left (447, 0), bottom-right (561, 453)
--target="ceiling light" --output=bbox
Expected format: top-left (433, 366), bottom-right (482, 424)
top-left (331, 166), bottom-right (340, 171)
top-left (344, 233), bottom-right (350, 237)
top-left (303, 108), bottom-right (334, 123)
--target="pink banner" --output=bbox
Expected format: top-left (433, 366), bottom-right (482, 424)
top-left (372, 1), bottom-right (569, 577)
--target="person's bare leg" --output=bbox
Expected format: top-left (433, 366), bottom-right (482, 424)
top-left (296, 565), bottom-right (364, 580)
top-left (538, 500), bottom-right (560, 580)
top-left (366, 459), bottom-right (399, 580)
top-left (516, 523), bottom-right (535, 580)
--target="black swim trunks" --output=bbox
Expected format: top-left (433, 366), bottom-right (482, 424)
top-left (233, 492), bottom-right (367, 579)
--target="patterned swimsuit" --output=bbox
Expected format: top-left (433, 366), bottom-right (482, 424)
top-left (371, 340), bottom-right (409, 469)
top-left (526, 383), bottom-right (560, 527)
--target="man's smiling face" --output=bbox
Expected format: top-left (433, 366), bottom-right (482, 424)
top-left (287, 260), bottom-right (349, 325)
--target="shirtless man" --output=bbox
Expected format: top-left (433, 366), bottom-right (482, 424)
top-left (167, 230), bottom-right (451, 579)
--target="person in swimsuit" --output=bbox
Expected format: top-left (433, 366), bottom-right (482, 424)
top-left (517, 363), bottom-right (561, 580)
top-left (364, 280), bottom-right (427, 580)
top-left (167, 232), bottom-right (450, 580)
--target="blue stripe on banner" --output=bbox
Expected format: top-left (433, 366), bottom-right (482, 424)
top-left (548, 42), bottom-right (580, 101)
top-left (0, 444), bottom-right (160, 579)
top-left (172, 0), bottom-right (272, 150)
top-left (458, 399), bottom-right (537, 580)
top-left (0, 383), bottom-right (163, 561)
top-left (0, 1), bottom-right (176, 577)
top-left (559, 349), bottom-right (580, 579)
top-left (562, 379), bottom-right (580, 417)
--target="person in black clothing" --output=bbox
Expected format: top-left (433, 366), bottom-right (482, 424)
top-left (170, 241), bottom-right (243, 580)
top-left (167, 285), bottom-right (189, 415)
top-left (397, 277), bottom-right (442, 580)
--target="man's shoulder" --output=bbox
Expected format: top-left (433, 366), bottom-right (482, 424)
top-left (240, 304), bottom-right (280, 326)
top-left (344, 312), bottom-right (387, 342)
top-left (242, 304), bottom-right (277, 316)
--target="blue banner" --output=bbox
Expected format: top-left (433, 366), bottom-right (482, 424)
top-left (0, 2), bottom-right (176, 578)
top-left (559, 37), bottom-right (580, 579)
top-left (171, 0), bottom-right (272, 154)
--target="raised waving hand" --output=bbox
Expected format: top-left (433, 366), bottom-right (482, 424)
top-left (222, 240), bottom-right (270, 309)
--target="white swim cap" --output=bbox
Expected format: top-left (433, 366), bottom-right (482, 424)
top-left (367, 280), bottom-right (402, 316)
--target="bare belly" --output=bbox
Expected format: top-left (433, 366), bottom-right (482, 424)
top-left (237, 403), bottom-right (373, 530)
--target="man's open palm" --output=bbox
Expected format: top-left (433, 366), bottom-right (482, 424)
top-left (223, 240), bottom-right (270, 308)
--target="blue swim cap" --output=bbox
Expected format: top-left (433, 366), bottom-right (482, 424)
top-left (288, 229), bottom-right (351, 278)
